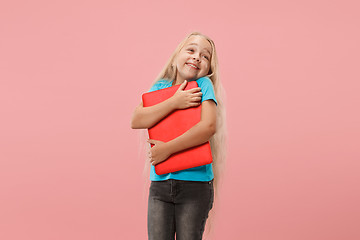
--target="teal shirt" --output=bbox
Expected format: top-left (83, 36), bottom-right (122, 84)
top-left (147, 76), bottom-right (217, 181)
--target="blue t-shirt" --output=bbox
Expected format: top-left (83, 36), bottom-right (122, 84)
top-left (147, 76), bottom-right (217, 181)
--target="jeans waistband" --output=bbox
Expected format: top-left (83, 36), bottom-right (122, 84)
top-left (152, 179), bottom-right (213, 184)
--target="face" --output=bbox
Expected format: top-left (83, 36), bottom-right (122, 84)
top-left (174, 35), bottom-right (212, 83)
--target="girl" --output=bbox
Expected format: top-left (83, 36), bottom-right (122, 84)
top-left (131, 32), bottom-right (226, 240)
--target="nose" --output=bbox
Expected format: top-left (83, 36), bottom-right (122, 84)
top-left (193, 54), bottom-right (200, 62)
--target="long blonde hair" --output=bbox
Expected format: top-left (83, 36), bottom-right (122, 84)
top-left (139, 31), bottom-right (227, 239)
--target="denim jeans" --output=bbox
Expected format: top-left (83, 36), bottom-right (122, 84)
top-left (148, 179), bottom-right (214, 240)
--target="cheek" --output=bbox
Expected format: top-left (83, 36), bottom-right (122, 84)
top-left (176, 62), bottom-right (184, 70)
top-left (177, 57), bottom-right (187, 67)
top-left (203, 63), bottom-right (210, 73)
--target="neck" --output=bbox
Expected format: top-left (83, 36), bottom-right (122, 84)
top-left (173, 77), bottom-right (186, 86)
top-left (174, 80), bottom-right (185, 85)
top-left (174, 72), bottom-right (186, 85)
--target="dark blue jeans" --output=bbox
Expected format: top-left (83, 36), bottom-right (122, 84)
top-left (148, 179), bottom-right (214, 240)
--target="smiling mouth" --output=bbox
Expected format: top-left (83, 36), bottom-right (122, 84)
top-left (186, 63), bottom-right (199, 70)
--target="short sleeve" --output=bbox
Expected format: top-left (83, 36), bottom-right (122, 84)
top-left (148, 79), bottom-right (173, 93)
top-left (196, 76), bottom-right (218, 106)
top-left (148, 81), bottom-right (160, 93)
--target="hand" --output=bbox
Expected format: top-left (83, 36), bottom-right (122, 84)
top-left (147, 139), bottom-right (172, 166)
top-left (171, 80), bottom-right (203, 109)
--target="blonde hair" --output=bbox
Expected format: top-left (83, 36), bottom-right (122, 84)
top-left (139, 31), bottom-right (227, 239)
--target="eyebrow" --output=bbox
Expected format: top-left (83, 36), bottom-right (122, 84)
top-left (187, 43), bottom-right (212, 55)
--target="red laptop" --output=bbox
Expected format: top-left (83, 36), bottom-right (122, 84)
top-left (142, 80), bottom-right (213, 175)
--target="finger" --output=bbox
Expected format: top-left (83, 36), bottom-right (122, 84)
top-left (178, 80), bottom-right (187, 91)
top-left (188, 87), bottom-right (202, 93)
top-left (148, 139), bottom-right (164, 144)
top-left (147, 139), bottom-right (157, 144)
top-left (192, 96), bottom-right (202, 101)
top-left (190, 102), bottom-right (201, 107)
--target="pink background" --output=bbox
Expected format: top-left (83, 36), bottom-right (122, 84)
top-left (1, 0), bottom-right (359, 239)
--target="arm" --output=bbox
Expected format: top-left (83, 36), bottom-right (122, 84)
top-left (131, 80), bottom-right (202, 129)
top-left (148, 99), bottom-right (216, 165)
top-left (130, 99), bottom-right (176, 129)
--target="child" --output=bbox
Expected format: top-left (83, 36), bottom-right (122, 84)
top-left (131, 31), bottom-right (226, 240)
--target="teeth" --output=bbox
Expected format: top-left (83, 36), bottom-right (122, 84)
top-left (187, 63), bottom-right (199, 69)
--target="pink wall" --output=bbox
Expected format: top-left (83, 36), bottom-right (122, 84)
top-left (1, 0), bottom-right (359, 239)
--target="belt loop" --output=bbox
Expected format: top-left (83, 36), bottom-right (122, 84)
top-left (170, 179), bottom-right (174, 196)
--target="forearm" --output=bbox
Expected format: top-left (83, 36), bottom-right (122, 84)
top-left (131, 98), bottom-right (176, 129)
top-left (166, 122), bottom-right (216, 154)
